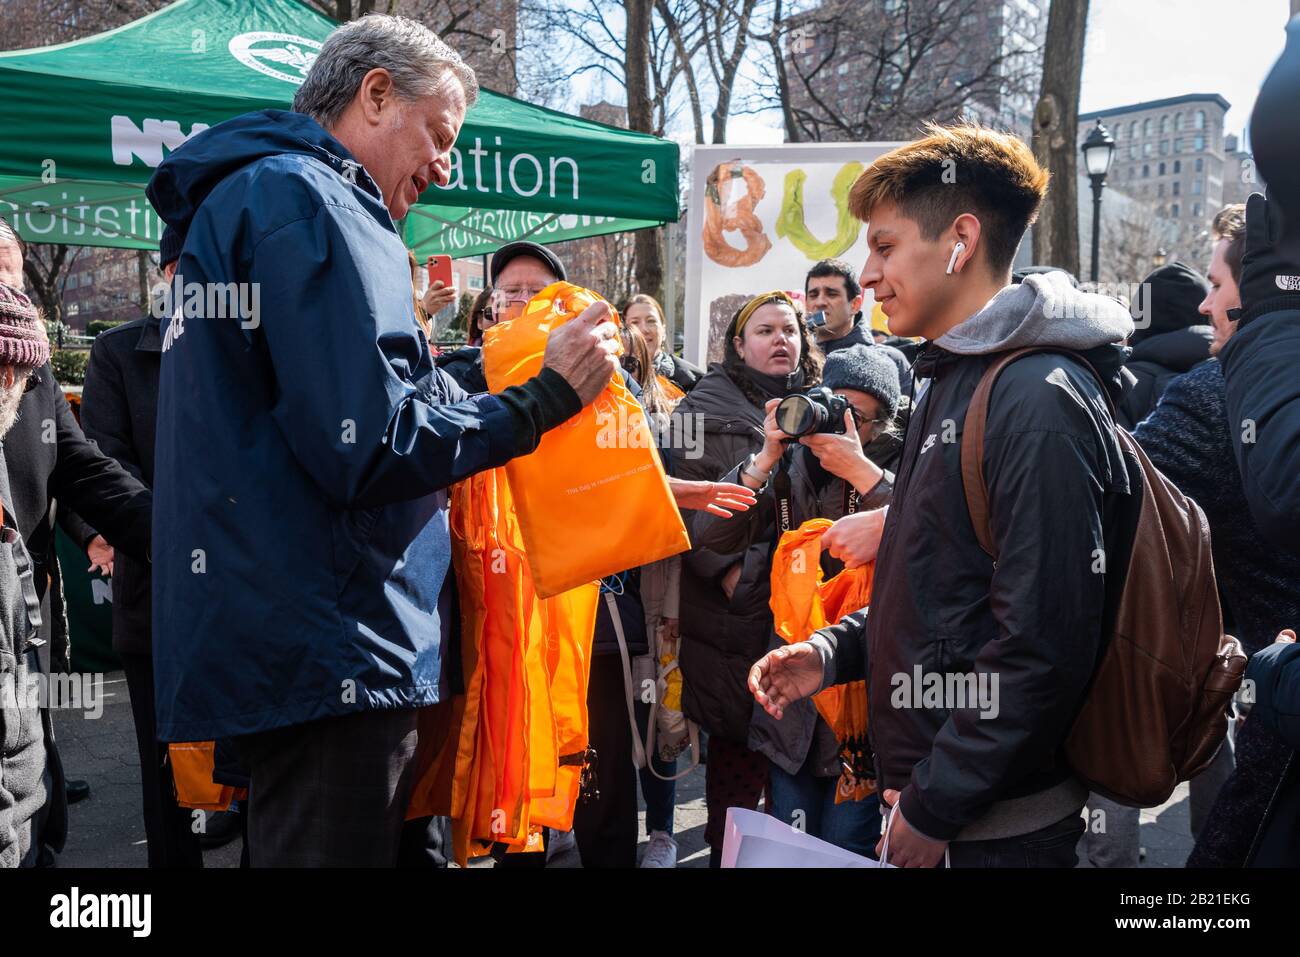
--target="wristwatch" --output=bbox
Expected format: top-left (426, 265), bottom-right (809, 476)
top-left (742, 454), bottom-right (772, 487)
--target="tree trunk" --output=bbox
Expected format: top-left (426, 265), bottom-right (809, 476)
top-left (625, 0), bottom-right (664, 299)
top-left (1031, 0), bottom-right (1089, 277)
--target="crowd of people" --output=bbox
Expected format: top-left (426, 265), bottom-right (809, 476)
top-left (2, 13), bottom-right (1299, 869)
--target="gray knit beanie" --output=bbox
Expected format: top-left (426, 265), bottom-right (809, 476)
top-left (821, 344), bottom-right (901, 418)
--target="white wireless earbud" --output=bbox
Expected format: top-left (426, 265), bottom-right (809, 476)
top-left (946, 242), bottom-right (967, 275)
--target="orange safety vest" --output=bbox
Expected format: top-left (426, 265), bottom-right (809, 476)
top-left (769, 518), bottom-right (876, 803)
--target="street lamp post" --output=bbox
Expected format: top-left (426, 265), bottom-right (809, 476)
top-left (1082, 120), bottom-right (1117, 284)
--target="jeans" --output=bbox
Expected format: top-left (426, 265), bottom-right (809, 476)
top-left (946, 812), bottom-right (1085, 868)
top-left (769, 761), bottom-right (880, 858)
top-left (634, 696), bottom-right (676, 835)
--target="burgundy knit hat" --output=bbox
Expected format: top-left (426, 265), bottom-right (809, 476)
top-left (0, 283), bottom-right (50, 370)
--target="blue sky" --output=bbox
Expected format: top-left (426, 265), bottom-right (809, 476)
top-left (725, 0), bottom-right (1291, 145)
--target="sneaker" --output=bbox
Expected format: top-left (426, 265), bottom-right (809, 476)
top-left (640, 830), bottom-right (678, 868)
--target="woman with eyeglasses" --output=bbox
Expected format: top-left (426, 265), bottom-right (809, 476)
top-left (692, 341), bottom-right (901, 857)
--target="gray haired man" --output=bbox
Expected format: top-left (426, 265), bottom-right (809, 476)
top-left (145, 15), bottom-right (620, 866)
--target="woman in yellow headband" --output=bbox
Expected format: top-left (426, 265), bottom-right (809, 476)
top-left (664, 287), bottom-right (824, 866)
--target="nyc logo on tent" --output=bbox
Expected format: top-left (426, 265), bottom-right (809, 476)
top-left (228, 32), bottom-right (321, 85)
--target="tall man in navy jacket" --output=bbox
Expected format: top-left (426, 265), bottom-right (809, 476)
top-left (145, 15), bottom-right (619, 866)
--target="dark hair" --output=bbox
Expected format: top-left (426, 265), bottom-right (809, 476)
top-left (805, 259), bottom-right (861, 300)
top-left (722, 295), bottom-right (823, 408)
top-left (848, 122), bottom-right (1050, 275)
top-left (468, 286), bottom-right (493, 345)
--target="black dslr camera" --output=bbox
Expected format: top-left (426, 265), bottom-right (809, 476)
top-left (776, 386), bottom-right (851, 437)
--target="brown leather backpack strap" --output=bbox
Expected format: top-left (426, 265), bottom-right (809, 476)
top-left (960, 346), bottom-right (1074, 558)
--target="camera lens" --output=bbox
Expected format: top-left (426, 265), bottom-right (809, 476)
top-left (776, 394), bottom-right (824, 436)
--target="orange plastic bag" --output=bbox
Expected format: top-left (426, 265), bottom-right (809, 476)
top-left (769, 518), bottom-right (875, 802)
top-left (168, 741), bottom-right (245, 812)
top-left (482, 281), bottom-right (690, 597)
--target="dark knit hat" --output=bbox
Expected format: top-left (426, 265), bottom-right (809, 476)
top-left (1129, 262), bottom-right (1210, 346)
top-left (489, 240), bottom-right (567, 286)
top-left (0, 283), bottom-right (49, 370)
top-left (821, 343), bottom-right (901, 419)
top-left (159, 226), bottom-right (184, 267)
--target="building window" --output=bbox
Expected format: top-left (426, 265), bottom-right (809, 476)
top-left (1129, 121), bottom-right (1137, 140)
top-left (1194, 135), bottom-right (1205, 151)
top-left (1172, 181), bottom-right (1180, 195)
top-left (67, 302), bottom-right (80, 316)
top-left (468, 276), bottom-right (484, 290)
top-left (1195, 158), bottom-right (1204, 172)
top-left (1128, 144), bottom-right (1137, 160)
top-left (1142, 164), bottom-right (1150, 177)
top-left (1173, 160), bottom-right (1181, 173)
top-left (1143, 142), bottom-right (1153, 157)
top-left (1192, 179), bottom-right (1202, 195)
top-left (1160, 115), bottom-right (1169, 133)
top-left (1143, 118), bottom-right (1151, 136)
top-left (1193, 202), bottom-right (1202, 218)
top-left (1175, 113), bottom-right (1184, 131)
top-left (1172, 203), bottom-right (1180, 218)
top-left (1158, 183), bottom-right (1165, 197)
top-left (1195, 110), bottom-right (1206, 130)
top-left (1174, 138), bottom-right (1183, 153)
top-left (1160, 140), bottom-right (1170, 155)
top-left (1158, 161), bottom-right (1166, 175)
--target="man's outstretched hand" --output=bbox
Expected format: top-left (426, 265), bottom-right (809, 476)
top-left (541, 300), bottom-right (622, 404)
top-left (748, 642), bottom-right (823, 720)
top-left (668, 478), bottom-right (757, 517)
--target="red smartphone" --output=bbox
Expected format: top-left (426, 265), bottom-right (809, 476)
top-left (426, 255), bottom-right (453, 290)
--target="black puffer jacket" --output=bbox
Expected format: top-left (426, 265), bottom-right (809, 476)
top-left (808, 273), bottom-right (1139, 843)
top-left (694, 443), bottom-right (893, 776)
top-left (1116, 325), bottom-right (1213, 428)
top-left (668, 365), bottom-right (770, 743)
top-left (654, 351), bottom-right (704, 394)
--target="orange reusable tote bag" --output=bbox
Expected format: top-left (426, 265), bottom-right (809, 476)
top-left (482, 282), bottom-right (690, 597)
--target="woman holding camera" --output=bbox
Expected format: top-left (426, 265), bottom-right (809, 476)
top-left (669, 290), bottom-right (823, 866)
top-left (692, 343), bottom-right (900, 855)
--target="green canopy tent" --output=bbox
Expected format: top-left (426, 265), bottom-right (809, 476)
top-left (0, 0), bottom-right (680, 258)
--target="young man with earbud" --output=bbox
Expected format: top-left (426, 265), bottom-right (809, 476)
top-left (749, 123), bottom-right (1139, 867)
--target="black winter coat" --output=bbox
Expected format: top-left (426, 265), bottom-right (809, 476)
top-left (81, 316), bottom-right (161, 655)
top-left (667, 365), bottom-right (770, 743)
top-left (1241, 640), bottom-right (1300, 866)
top-left (1221, 307), bottom-right (1300, 547)
top-left (435, 346), bottom-right (488, 394)
top-left (1115, 325), bottom-right (1213, 429)
top-left (809, 342), bottom-right (1137, 842)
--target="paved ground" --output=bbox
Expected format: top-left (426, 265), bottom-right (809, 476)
top-left (51, 670), bottom-right (1193, 869)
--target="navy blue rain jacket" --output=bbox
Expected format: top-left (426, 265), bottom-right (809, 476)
top-left (146, 110), bottom-right (519, 741)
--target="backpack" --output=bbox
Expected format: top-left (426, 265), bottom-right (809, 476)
top-left (960, 346), bottom-right (1247, 808)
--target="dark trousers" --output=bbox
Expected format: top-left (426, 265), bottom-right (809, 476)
top-left (945, 812), bottom-right (1085, 868)
top-left (704, 734), bottom-right (769, 866)
top-left (120, 652), bottom-right (202, 868)
top-left (236, 705), bottom-right (446, 868)
top-left (573, 654), bottom-right (639, 868)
